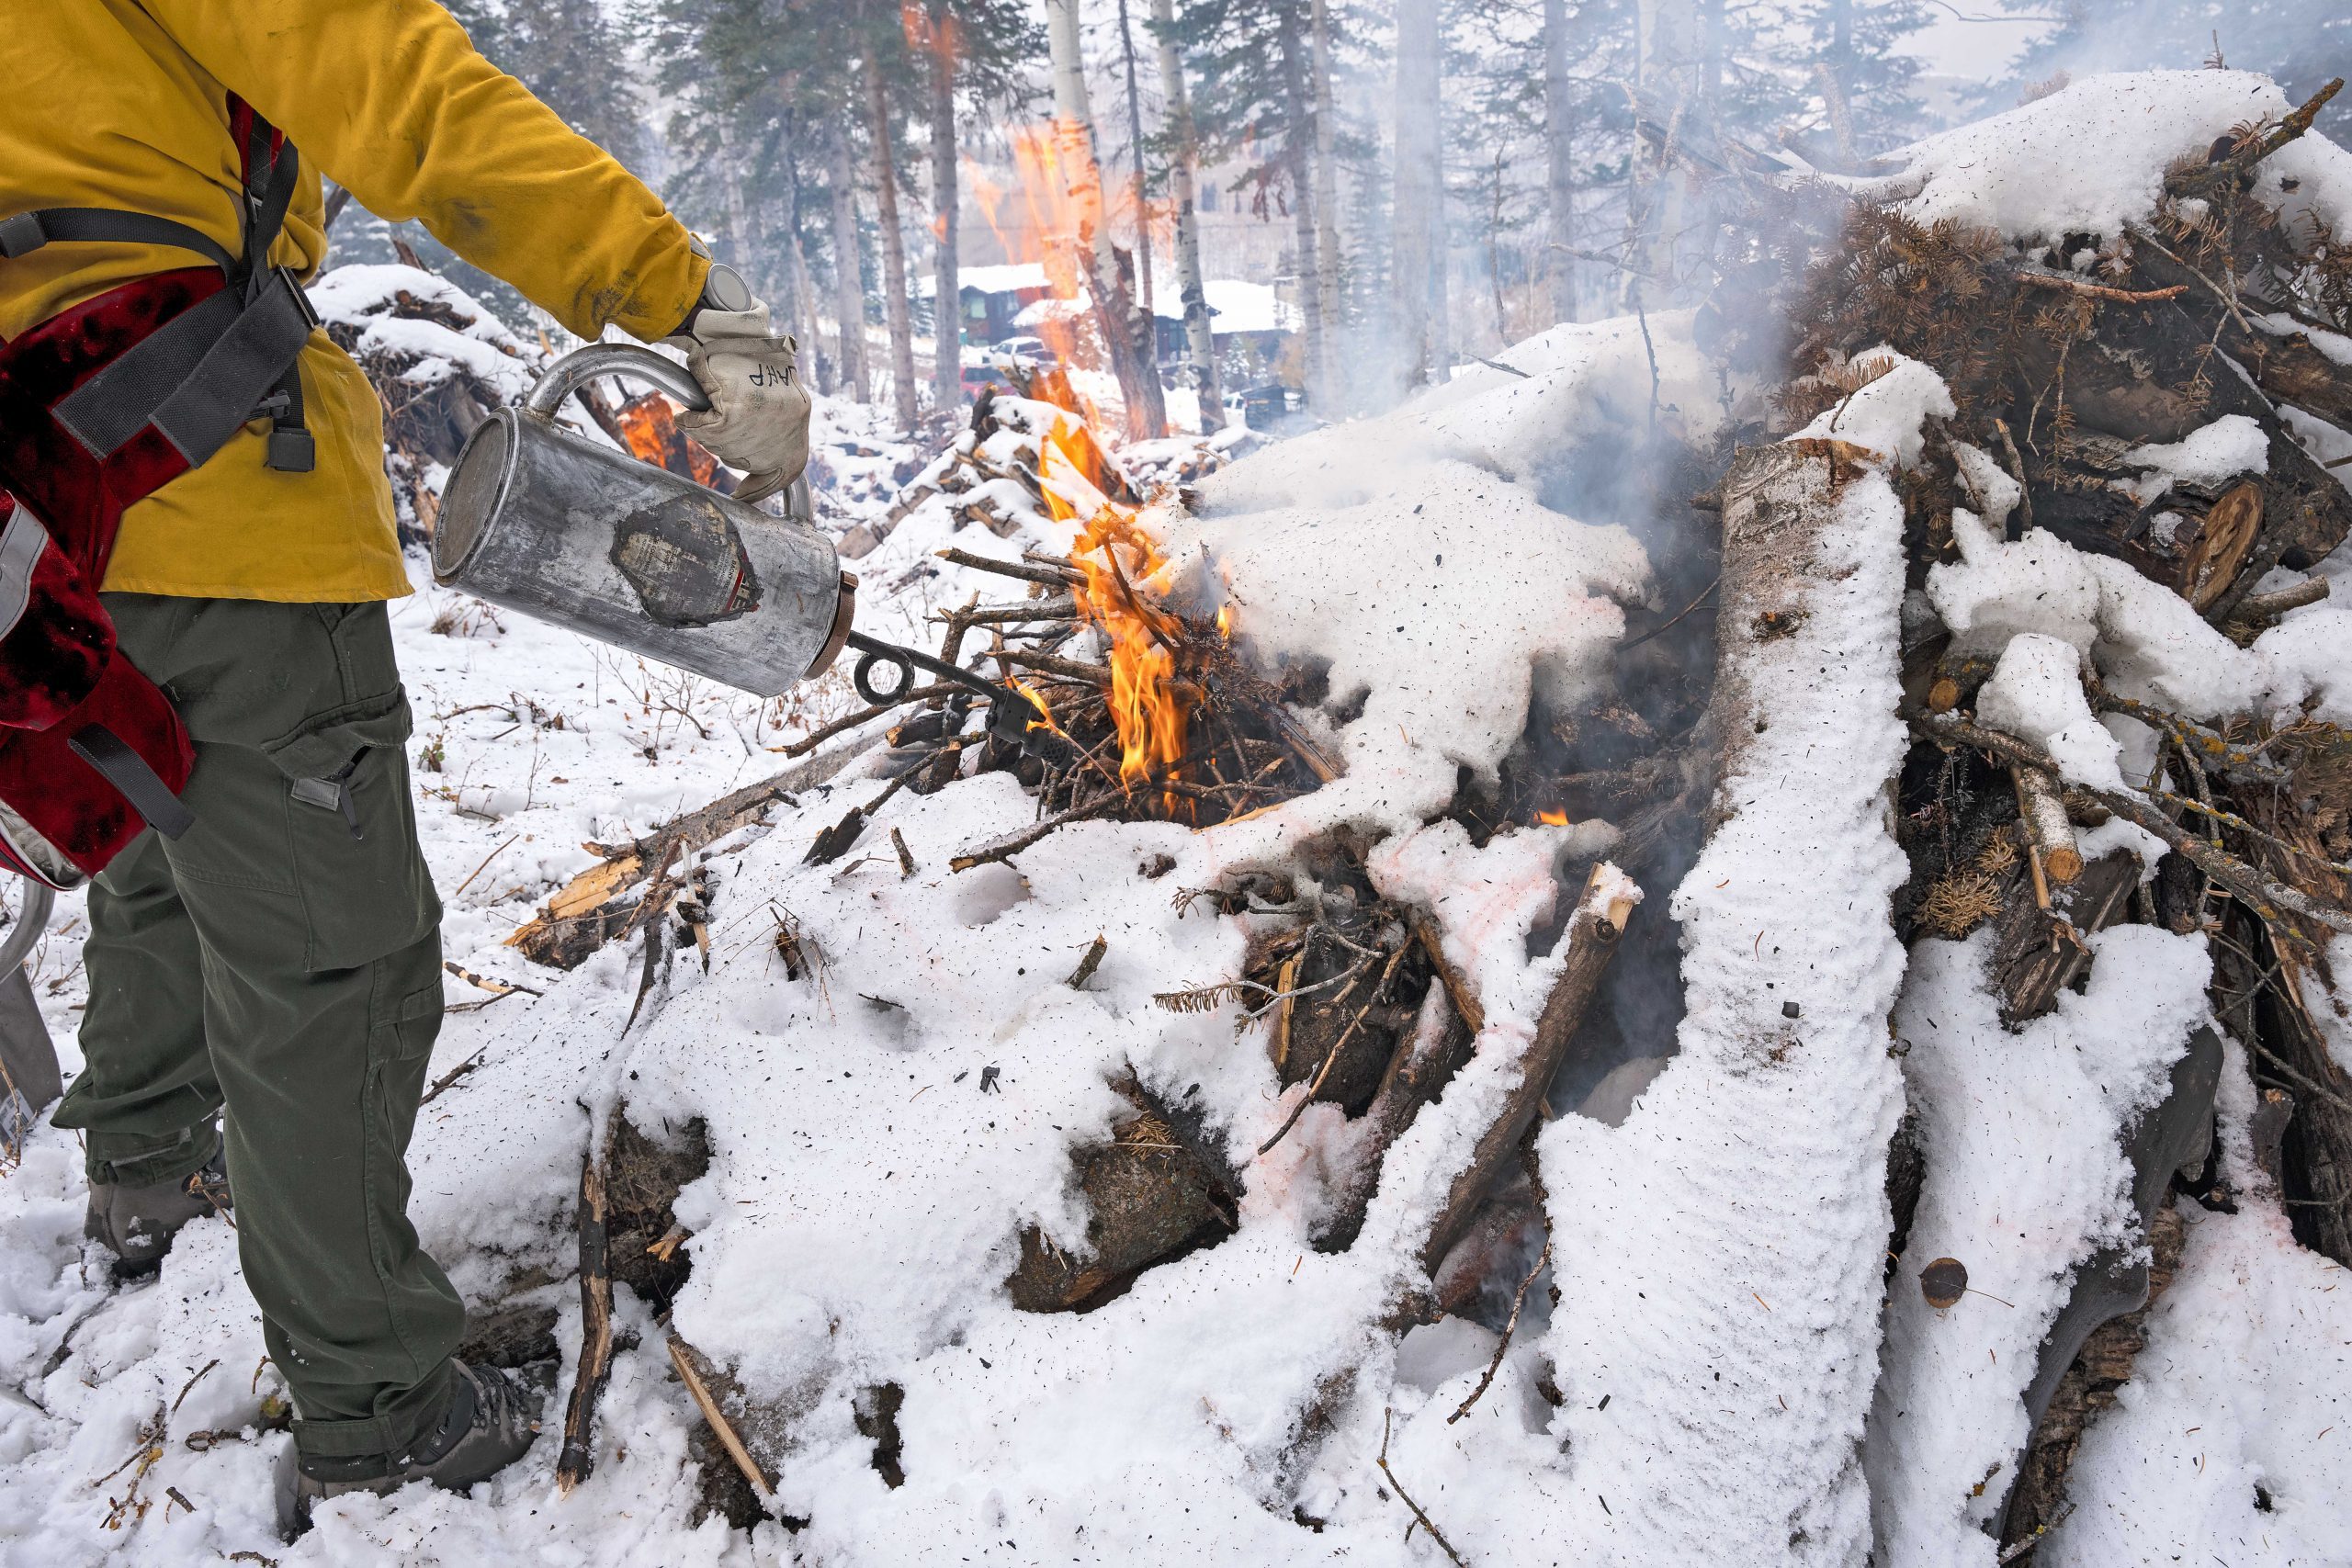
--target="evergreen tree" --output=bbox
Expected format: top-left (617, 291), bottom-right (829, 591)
top-left (1783, 0), bottom-right (1932, 162)
top-left (447, 0), bottom-right (650, 169)
top-left (1989, 2), bottom-right (2349, 136)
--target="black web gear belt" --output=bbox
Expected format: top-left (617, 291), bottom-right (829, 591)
top-left (0, 114), bottom-right (318, 474)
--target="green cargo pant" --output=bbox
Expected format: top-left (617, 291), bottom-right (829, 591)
top-left (52, 594), bottom-right (462, 1463)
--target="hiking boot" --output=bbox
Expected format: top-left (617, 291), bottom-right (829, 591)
top-left (85, 1145), bottom-right (232, 1277)
top-left (282, 1359), bottom-right (543, 1533)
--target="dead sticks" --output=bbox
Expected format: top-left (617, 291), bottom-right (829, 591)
top-left (555, 1134), bottom-right (613, 1494)
top-left (1419, 863), bottom-right (1637, 1273)
top-left (1913, 712), bottom-right (2352, 938)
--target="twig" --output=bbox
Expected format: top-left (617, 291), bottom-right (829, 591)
top-left (667, 1336), bottom-right (774, 1504)
top-left (2014, 269), bottom-right (2187, 304)
top-left (452, 834), bottom-right (519, 897)
top-left (934, 547), bottom-right (1081, 588)
top-left (778, 683), bottom-right (955, 759)
top-left (1066, 934), bottom-right (1108, 989)
top-left (1621, 574), bottom-right (1721, 650)
top-left (1997, 1501), bottom-right (2076, 1563)
top-left (1448, 1240), bottom-right (1551, 1424)
top-left (1375, 1409), bottom-right (1470, 1567)
top-left (418, 1043), bottom-right (491, 1105)
top-left (949, 796), bottom-right (1123, 871)
top-left (1993, 418), bottom-right (2034, 533)
top-left (2154, 789), bottom-right (2352, 876)
top-left (1257, 943), bottom-right (1408, 1156)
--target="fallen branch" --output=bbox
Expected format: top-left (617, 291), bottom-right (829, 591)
top-left (2014, 269), bottom-right (2187, 305)
top-left (667, 1336), bottom-right (774, 1506)
top-left (1420, 863), bottom-right (1638, 1272)
top-left (555, 1134), bottom-right (613, 1494)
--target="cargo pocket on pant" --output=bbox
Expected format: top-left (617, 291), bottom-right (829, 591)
top-left (263, 687), bottom-right (441, 972)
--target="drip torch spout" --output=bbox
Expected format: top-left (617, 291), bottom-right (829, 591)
top-left (844, 632), bottom-right (1084, 770)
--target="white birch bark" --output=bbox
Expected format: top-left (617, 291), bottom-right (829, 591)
top-left (1150, 0), bottom-right (1222, 431)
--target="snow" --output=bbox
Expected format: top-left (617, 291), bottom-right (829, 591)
top-left (310, 263), bottom-right (541, 403)
top-left (2117, 413), bottom-right (2269, 506)
top-left (2041, 1035), bottom-right (2352, 1565)
top-left (1976, 632), bottom-right (2124, 791)
top-left (1525, 399), bottom-right (1925, 1564)
top-left (918, 263), bottom-right (1050, 299)
top-left (1866, 927), bottom-right (2213, 1567)
top-left (1856, 71), bottom-right (2351, 244)
top-left (1792, 350), bottom-right (1957, 468)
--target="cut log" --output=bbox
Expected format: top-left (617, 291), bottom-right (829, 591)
top-left (1418, 863), bottom-right (1636, 1274)
top-left (2010, 765), bottom-right (2084, 886)
top-left (1318, 987), bottom-right (1476, 1252)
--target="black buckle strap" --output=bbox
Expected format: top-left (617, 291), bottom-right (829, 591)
top-left (5, 110), bottom-right (316, 476)
top-left (65, 724), bottom-right (195, 840)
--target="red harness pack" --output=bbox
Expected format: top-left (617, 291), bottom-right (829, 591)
top-left (0, 101), bottom-right (313, 886)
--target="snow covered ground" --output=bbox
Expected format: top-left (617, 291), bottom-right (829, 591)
top-left (2, 66), bottom-right (2351, 1568)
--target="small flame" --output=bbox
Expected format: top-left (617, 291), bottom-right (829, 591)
top-left (1037, 418), bottom-right (1188, 793)
top-left (1011, 675), bottom-right (1063, 737)
top-left (1537, 808), bottom-right (1570, 828)
top-left (1216, 604), bottom-right (1236, 638)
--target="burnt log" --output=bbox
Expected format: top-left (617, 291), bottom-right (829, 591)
top-left (555, 1138), bottom-right (614, 1494)
top-left (1006, 1077), bottom-right (1238, 1313)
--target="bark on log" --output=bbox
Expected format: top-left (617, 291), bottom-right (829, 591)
top-left (1318, 987), bottom-right (1476, 1252)
top-left (1987, 850), bottom-right (2141, 1026)
top-left (1006, 1076), bottom-right (1238, 1312)
top-left (1418, 863), bottom-right (1636, 1274)
top-left (555, 1140), bottom-right (613, 1493)
top-left (2011, 765), bottom-right (2085, 886)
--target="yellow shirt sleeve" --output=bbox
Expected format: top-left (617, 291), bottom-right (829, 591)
top-left (138, 0), bottom-right (707, 343)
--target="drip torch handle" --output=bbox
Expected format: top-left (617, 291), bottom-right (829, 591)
top-left (523, 343), bottom-right (710, 419)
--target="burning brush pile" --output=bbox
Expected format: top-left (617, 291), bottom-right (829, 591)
top-left (379, 68), bottom-right (2352, 1568)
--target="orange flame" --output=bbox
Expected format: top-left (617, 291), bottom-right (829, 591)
top-left (1536, 808), bottom-right (1570, 827)
top-left (1037, 419), bottom-right (1188, 791)
top-left (1216, 604), bottom-right (1236, 638)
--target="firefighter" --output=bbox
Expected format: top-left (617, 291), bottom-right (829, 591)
top-left (0, 0), bottom-right (809, 1525)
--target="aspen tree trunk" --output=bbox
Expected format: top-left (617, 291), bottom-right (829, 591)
top-left (926, 0), bottom-right (962, 417)
top-left (1309, 0), bottom-right (1344, 412)
top-left (861, 38), bottom-right (920, 432)
top-left (1627, 0), bottom-right (1700, 309)
top-left (1116, 0), bottom-right (1155, 322)
top-left (1276, 6), bottom-right (1325, 412)
top-left (782, 157), bottom-right (821, 388)
top-left (825, 123), bottom-right (872, 403)
top-left (1043, 0), bottom-right (1169, 439)
top-left (1150, 0), bottom-right (1222, 431)
top-left (1392, 0), bottom-right (1442, 392)
top-left (1542, 0), bottom-right (1578, 322)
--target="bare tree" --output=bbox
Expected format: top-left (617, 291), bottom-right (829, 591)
top-left (825, 121), bottom-right (872, 402)
top-left (1628, 0), bottom-right (1702, 307)
top-left (1275, 6), bottom-right (1325, 410)
top-left (1392, 0), bottom-right (1444, 391)
top-left (1309, 0), bottom-right (1343, 410)
top-left (923, 0), bottom-right (963, 421)
top-left (1116, 0), bottom-right (1156, 323)
top-left (1043, 0), bottom-right (1169, 438)
top-left (1150, 0), bottom-right (1221, 431)
top-left (1543, 0), bottom-right (1577, 322)
top-left (861, 32), bottom-right (920, 432)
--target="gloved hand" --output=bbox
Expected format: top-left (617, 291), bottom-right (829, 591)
top-left (673, 302), bottom-right (811, 506)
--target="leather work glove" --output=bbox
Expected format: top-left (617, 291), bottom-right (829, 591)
top-left (673, 302), bottom-right (812, 506)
